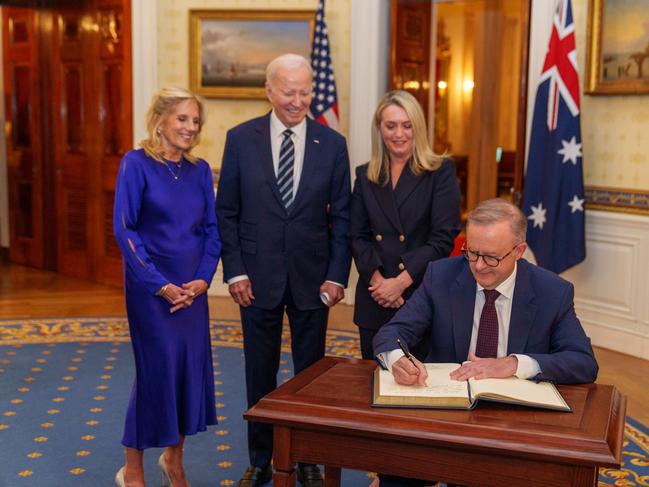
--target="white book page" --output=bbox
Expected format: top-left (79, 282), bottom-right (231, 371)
top-left (469, 377), bottom-right (568, 408)
top-left (379, 363), bottom-right (468, 398)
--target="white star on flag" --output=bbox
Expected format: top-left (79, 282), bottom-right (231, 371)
top-left (528, 203), bottom-right (547, 229)
top-left (557, 136), bottom-right (582, 165)
top-left (568, 195), bottom-right (584, 213)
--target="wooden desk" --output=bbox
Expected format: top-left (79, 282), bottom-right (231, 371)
top-left (244, 357), bottom-right (625, 487)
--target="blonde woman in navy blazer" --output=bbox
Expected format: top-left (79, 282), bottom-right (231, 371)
top-left (350, 90), bottom-right (461, 360)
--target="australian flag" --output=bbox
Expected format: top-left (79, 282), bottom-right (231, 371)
top-left (523, 0), bottom-right (585, 274)
top-left (309, 0), bottom-right (340, 131)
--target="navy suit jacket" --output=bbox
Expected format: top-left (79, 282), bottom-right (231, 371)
top-left (350, 159), bottom-right (460, 329)
top-left (373, 257), bottom-right (598, 384)
top-left (215, 113), bottom-right (352, 310)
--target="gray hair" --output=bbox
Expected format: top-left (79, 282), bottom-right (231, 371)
top-left (266, 53), bottom-right (313, 83)
top-left (467, 198), bottom-right (527, 243)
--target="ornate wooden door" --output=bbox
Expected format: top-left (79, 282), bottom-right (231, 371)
top-left (3, 0), bottom-right (131, 285)
top-left (49, 0), bottom-right (131, 284)
top-left (2, 7), bottom-right (45, 268)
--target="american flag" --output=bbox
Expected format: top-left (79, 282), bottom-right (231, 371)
top-left (309, 0), bottom-right (340, 130)
top-left (523, 0), bottom-right (585, 273)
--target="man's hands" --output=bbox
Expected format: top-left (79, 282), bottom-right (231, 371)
top-left (227, 280), bottom-right (344, 308)
top-left (392, 355), bottom-right (428, 386)
top-left (320, 281), bottom-right (344, 306)
top-left (160, 279), bottom-right (209, 313)
top-left (450, 353), bottom-right (518, 381)
top-left (392, 353), bottom-right (518, 388)
top-left (228, 279), bottom-right (255, 307)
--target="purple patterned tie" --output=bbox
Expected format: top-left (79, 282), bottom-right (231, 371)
top-left (475, 289), bottom-right (500, 358)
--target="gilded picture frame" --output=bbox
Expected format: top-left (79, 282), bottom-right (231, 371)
top-left (189, 10), bottom-right (314, 99)
top-left (585, 0), bottom-right (649, 95)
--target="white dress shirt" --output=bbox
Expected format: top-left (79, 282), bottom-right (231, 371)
top-left (381, 262), bottom-right (542, 379)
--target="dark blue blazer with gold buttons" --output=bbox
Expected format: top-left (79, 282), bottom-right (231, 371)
top-left (349, 159), bottom-right (461, 329)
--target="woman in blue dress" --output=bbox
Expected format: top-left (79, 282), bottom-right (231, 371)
top-left (113, 87), bottom-right (221, 487)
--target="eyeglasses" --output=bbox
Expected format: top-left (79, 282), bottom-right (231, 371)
top-left (461, 243), bottom-right (518, 268)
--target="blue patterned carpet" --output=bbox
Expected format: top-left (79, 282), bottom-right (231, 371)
top-left (0, 318), bottom-right (647, 487)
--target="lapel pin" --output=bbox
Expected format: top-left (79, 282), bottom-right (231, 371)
top-left (313, 139), bottom-right (320, 144)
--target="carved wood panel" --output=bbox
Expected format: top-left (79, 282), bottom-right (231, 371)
top-left (2, 7), bottom-right (44, 267)
top-left (94, 0), bottom-right (132, 286)
top-left (389, 0), bottom-right (432, 115)
top-left (51, 9), bottom-right (92, 278)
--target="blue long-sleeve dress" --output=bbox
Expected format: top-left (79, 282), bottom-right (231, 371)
top-left (113, 148), bottom-right (221, 449)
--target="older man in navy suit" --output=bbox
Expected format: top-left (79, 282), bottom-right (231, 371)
top-left (373, 198), bottom-right (598, 487)
top-left (216, 54), bottom-right (351, 487)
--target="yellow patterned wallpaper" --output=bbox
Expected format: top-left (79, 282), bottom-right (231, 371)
top-left (573, 0), bottom-right (649, 191)
top-left (156, 0), bottom-right (351, 170)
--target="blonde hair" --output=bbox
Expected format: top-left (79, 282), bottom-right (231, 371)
top-left (467, 198), bottom-right (527, 243)
top-left (368, 90), bottom-right (443, 185)
top-left (140, 87), bottom-right (206, 164)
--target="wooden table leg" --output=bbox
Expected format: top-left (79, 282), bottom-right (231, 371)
top-left (273, 469), bottom-right (297, 487)
top-left (324, 465), bottom-right (341, 487)
top-left (571, 465), bottom-right (598, 486)
top-left (273, 426), bottom-right (296, 487)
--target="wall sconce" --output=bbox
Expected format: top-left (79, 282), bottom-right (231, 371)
top-left (403, 80), bottom-right (421, 90)
top-left (437, 80), bottom-right (447, 97)
top-left (463, 79), bottom-right (475, 92)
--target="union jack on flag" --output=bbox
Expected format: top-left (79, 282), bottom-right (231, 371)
top-left (523, 0), bottom-right (585, 274)
top-left (309, 0), bottom-right (340, 131)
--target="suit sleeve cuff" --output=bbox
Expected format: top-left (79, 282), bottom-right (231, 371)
top-left (325, 280), bottom-right (344, 288)
top-left (512, 354), bottom-right (541, 379)
top-left (227, 274), bottom-right (249, 285)
top-left (377, 349), bottom-right (405, 371)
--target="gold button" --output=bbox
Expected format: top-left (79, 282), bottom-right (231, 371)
top-left (398, 263), bottom-right (405, 270)
top-left (375, 234), bottom-right (383, 242)
top-left (399, 234), bottom-right (405, 242)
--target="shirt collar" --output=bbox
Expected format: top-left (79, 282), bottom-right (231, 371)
top-left (270, 110), bottom-right (307, 141)
top-left (476, 262), bottom-right (517, 300)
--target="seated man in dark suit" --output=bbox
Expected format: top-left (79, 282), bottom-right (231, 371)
top-left (373, 198), bottom-right (598, 487)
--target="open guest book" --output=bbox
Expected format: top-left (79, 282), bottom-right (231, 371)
top-left (372, 363), bottom-right (571, 411)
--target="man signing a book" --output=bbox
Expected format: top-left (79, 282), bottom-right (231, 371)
top-left (372, 198), bottom-right (598, 487)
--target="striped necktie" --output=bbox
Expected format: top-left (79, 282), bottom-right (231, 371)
top-left (277, 129), bottom-right (295, 208)
top-left (475, 289), bottom-right (500, 358)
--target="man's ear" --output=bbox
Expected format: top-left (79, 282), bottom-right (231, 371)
top-left (515, 242), bottom-right (528, 260)
top-left (264, 81), bottom-right (272, 102)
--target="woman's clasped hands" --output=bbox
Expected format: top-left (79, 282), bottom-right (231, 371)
top-left (160, 279), bottom-right (208, 313)
top-left (368, 271), bottom-right (411, 308)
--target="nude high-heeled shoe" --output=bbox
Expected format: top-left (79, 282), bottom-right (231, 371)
top-left (158, 454), bottom-right (172, 487)
top-left (114, 466), bottom-right (125, 487)
top-left (159, 452), bottom-right (191, 487)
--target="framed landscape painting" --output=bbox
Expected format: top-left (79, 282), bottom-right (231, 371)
top-left (585, 0), bottom-right (649, 95)
top-left (189, 10), bottom-right (313, 99)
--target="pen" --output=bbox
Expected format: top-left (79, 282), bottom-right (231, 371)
top-left (397, 338), bottom-right (427, 386)
top-left (397, 338), bottom-right (428, 387)
top-left (396, 337), bottom-right (416, 367)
